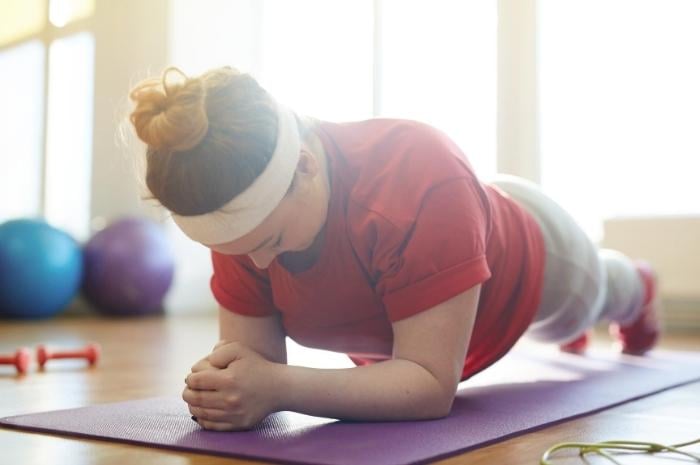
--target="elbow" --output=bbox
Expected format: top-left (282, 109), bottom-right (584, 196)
top-left (401, 360), bottom-right (459, 420)
top-left (419, 387), bottom-right (455, 420)
top-left (429, 374), bottom-right (459, 419)
top-left (403, 385), bottom-right (454, 421)
top-left (432, 392), bottom-right (455, 419)
top-left (418, 396), bottom-right (453, 420)
top-left (418, 372), bottom-right (459, 420)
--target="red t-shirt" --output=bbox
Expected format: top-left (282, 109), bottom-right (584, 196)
top-left (211, 119), bottom-right (545, 381)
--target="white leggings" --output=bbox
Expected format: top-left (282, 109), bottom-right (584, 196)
top-left (489, 175), bottom-right (645, 345)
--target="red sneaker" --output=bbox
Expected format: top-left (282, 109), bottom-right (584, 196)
top-left (559, 330), bottom-right (591, 355)
top-left (609, 261), bottom-right (661, 355)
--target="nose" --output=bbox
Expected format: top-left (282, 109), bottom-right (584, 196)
top-left (248, 250), bottom-right (277, 269)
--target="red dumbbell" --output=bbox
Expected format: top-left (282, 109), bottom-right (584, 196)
top-left (36, 343), bottom-right (101, 369)
top-left (0, 348), bottom-right (31, 374)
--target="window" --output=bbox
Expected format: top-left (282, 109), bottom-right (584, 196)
top-left (49, 0), bottom-right (94, 27)
top-left (259, 0), bottom-right (374, 122)
top-left (0, 41), bottom-right (44, 220)
top-left (0, 0), bottom-right (95, 239)
top-left (44, 32), bottom-right (94, 236)
top-left (169, 0), bottom-right (497, 174)
top-left (381, 0), bottom-right (497, 177)
top-left (168, 0), bottom-right (259, 76)
top-left (539, 0), bottom-right (700, 239)
top-left (0, 0), bottom-right (46, 44)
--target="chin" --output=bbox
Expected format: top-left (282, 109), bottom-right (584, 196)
top-left (295, 238), bottom-right (314, 252)
top-left (297, 242), bottom-right (312, 252)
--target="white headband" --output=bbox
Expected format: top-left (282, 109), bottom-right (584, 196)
top-left (172, 103), bottom-right (300, 245)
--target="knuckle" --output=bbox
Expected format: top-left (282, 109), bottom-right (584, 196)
top-left (211, 410), bottom-right (229, 422)
top-left (188, 377), bottom-right (199, 390)
top-left (224, 373), bottom-right (237, 386)
top-left (224, 394), bottom-right (240, 408)
top-left (187, 389), bottom-right (202, 403)
top-left (191, 360), bottom-right (206, 372)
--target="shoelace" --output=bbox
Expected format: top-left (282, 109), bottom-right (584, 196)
top-left (541, 437), bottom-right (700, 464)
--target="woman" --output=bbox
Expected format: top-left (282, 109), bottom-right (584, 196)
top-left (128, 66), bottom-right (660, 431)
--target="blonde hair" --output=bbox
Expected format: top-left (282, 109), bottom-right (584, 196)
top-left (129, 66), bottom-right (312, 216)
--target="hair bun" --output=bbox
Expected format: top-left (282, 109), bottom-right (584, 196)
top-left (129, 67), bottom-right (209, 152)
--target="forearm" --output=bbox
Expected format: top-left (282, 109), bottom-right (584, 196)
top-left (275, 359), bottom-right (454, 421)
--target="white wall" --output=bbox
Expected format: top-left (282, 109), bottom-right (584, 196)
top-left (90, 0), bottom-right (217, 314)
top-left (497, 0), bottom-right (539, 183)
top-left (602, 216), bottom-right (700, 330)
top-left (91, 0), bottom-right (168, 223)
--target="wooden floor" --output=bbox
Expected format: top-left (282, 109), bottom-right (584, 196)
top-left (0, 314), bottom-right (698, 465)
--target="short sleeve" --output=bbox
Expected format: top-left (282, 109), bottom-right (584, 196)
top-left (210, 252), bottom-right (278, 317)
top-left (371, 178), bottom-right (492, 321)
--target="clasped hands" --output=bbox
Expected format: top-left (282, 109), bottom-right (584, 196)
top-left (183, 340), bottom-right (281, 431)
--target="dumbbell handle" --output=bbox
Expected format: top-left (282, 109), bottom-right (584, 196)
top-left (46, 351), bottom-right (89, 359)
top-left (37, 344), bottom-right (100, 368)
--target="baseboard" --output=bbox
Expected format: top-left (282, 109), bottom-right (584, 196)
top-left (662, 298), bottom-right (700, 331)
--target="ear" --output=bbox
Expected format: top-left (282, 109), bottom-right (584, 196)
top-left (296, 150), bottom-right (320, 177)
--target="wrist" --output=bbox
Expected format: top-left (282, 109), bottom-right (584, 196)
top-left (268, 361), bottom-right (292, 411)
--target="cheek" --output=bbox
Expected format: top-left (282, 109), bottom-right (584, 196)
top-left (281, 199), bottom-right (320, 251)
top-left (285, 223), bottom-right (312, 251)
top-left (289, 227), bottom-right (310, 250)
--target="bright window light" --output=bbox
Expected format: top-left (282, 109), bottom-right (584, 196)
top-left (539, 0), bottom-right (700, 240)
top-left (168, 0), bottom-right (258, 75)
top-left (45, 32), bottom-right (94, 239)
top-left (0, 0), bottom-right (45, 46)
top-left (49, 0), bottom-right (95, 28)
top-left (381, 0), bottom-right (497, 178)
top-left (0, 41), bottom-right (44, 221)
top-left (259, 0), bottom-right (374, 121)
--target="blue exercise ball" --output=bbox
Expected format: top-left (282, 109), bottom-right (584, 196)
top-left (82, 217), bottom-right (175, 316)
top-left (0, 218), bottom-right (83, 318)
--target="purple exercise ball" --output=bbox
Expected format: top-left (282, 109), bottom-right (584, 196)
top-left (82, 217), bottom-right (175, 316)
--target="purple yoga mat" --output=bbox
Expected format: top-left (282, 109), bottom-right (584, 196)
top-left (2, 348), bottom-right (699, 465)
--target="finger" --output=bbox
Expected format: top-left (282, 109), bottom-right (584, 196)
top-left (189, 405), bottom-right (231, 422)
top-left (208, 341), bottom-right (247, 369)
top-left (191, 358), bottom-right (216, 373)
top-left (195, 418), bottom-right (239, 432)
top-left (182, 387), bottom-right (229, 409)
top-left (185, 370), bottom-right (224, 391)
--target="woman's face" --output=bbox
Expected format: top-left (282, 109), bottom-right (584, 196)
top-left (206, 147), bottom-right (330, 269)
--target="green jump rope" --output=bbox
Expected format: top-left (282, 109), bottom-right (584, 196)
top-left (541, 437), bottom-right (700, 464)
